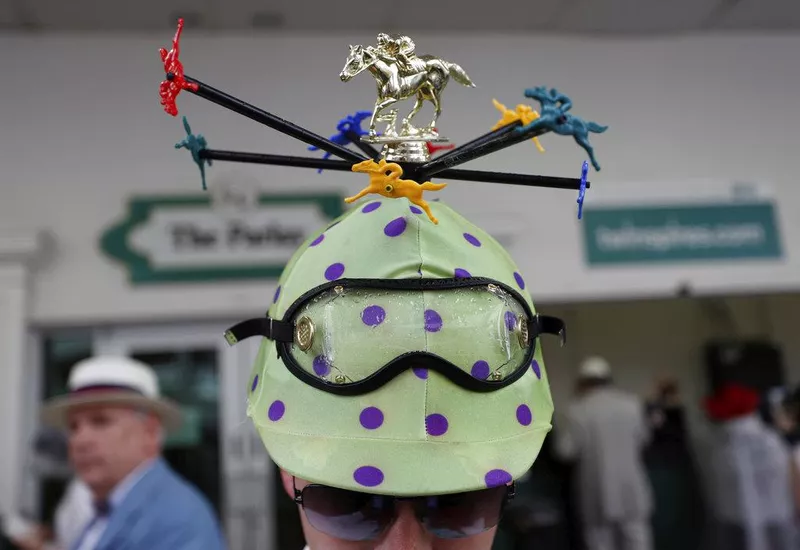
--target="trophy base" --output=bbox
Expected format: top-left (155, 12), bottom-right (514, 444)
top-left (381, 140), bottom-right (432, 163)
top-left (362, 134), bottom-right (450, 163)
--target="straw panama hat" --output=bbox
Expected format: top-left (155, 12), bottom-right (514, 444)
top-left (41, 356), bottom-right (183, 432)
top-left (579, 356), bottom-right (612, 380)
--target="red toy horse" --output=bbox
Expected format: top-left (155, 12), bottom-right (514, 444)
top-left (159, 18), bottom-right (198, 116)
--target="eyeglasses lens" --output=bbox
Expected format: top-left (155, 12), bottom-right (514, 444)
top-left (418, 485), bottom-right (508, 539)
top-left (301, 485), bottom-right (395, 541)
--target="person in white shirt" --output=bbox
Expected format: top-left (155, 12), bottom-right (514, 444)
top-left (554, 356), bottom-right (654, 550)
top-left (699, 383), bottom-right (795, 550)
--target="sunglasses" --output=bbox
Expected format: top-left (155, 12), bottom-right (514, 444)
top-left (293, 478), bottom-right (515, 541)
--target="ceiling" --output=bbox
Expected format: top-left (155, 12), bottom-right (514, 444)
top-left (2, 0), bottom-right (800, 34)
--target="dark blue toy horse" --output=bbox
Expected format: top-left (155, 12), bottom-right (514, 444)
top-left (309, 110), bottom-right (373, 172)
top-left (517, 86), bottom-right (607, 171)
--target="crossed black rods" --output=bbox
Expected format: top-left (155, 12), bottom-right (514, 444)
top-left (173, 74), bottom-right (590, 192)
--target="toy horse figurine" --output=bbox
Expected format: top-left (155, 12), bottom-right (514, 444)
top-left (159, 18), bottom-right (198, 116)
top-left (492, 99), bottom-right (545, 153)
top-left (347, 159), bottom-right (447, 224)
top-left (309, 111), bottom-right (373, 172)
top-left (339, 42), bottom-right (475, 139)
top-left (518, 86), bottom-right (607, 171)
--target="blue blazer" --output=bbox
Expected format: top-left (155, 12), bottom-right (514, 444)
top-left (93, 458), bottom-right (226, 550)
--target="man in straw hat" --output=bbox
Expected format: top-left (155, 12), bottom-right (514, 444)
top-left (31, 355), bottom-right (226, 550)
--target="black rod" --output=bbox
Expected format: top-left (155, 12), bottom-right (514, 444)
top-left (174, 75), bottom-right (366, 164)
top-left (199, 149), bottom-right (355, 172)
top-left (436, 168), bottom-right (589, 191)
top-left (420, 125), bottom-right (551, 179)
top-left (344, 130), bottom-right (381, 159)
top-left (200, 149), bottom-right (589, 192)
top-left (421, 123), bottom-right (520, 174)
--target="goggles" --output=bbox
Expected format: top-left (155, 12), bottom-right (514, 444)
top-left (293, 478), bottom-right (515, 541)
top-left (225, 277), bottom-right (565, 396)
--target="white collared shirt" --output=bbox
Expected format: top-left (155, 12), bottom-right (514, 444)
top-left (74, 459), bottom-right (157, 550)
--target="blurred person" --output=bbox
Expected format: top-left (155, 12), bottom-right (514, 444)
top-left (644, 378), bottom-right (706, 550)
top-left (699, 383), bottom-right (794, 550)
top-left (222, 199), bottom-right (568, 549)
top-left (17, 356), bottom-right (226, 550)
top-left (554, 356), bottom-right (653, 550)
top-left (5, 426), bottom-right (92, 550)
top-left (770, 386), bottom-right (800, 531)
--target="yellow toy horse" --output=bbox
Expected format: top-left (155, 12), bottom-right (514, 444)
top-left (491, 99), bottom-right (545, 153)
top-left (347, 159), bottom-right (447, 224)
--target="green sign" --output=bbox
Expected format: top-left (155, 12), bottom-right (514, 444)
top-left (582, 202), bottom-right (782, 265)
top-left (100, 193), bottom-right (344, 283)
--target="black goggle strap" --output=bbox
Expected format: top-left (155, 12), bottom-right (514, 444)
top-left (224, 313), bottom-right (565, 348)
top-left (223, 317), bottom-right (294, 346)
top-left (530, 314), bottom-right (567, 347)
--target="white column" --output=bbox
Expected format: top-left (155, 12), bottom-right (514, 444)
top-left (0, 232), bottom-right (45, 515)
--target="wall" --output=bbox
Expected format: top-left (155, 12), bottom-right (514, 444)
top-left (1, 31), bottom-right (799, 324)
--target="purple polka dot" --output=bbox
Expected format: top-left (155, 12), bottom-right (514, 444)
top-left (353, 466), bottom-right (384, 487)
top-left (485, 469), bottom-right (512, 488)
top-left (471, 360), bottom-right (490, 379)
top-left (531, 359), bottom-right (541, 379)
top-left (516, 404), bottom-right (533, 426)
top-left (424, 309), bottom-right (443, 332)
top-left (361, 305), bottom-right (386, 327)
top-left (505, 311), bottom-right (517, 330)
top-left (251, 375), bottom-right (259, 392)
top-left (273, 286), bottom-right (281, 304)
top-left (413, 367), bottom-right (428, 379)
top-left (359, 407), bottom-right (384, 429)
top-left (514, 272), bottom-right (526, 289)
top-left (463, 233), bottom-right (482, 247)
top-left (268, 400), bottom-right (285, 422)
top-left (384, 217), bottom-right (407, 237)
top-left (324, 262), bottom-right (345, 281)
top-left (454, 268), bottom-right (471, 279)
top-left (426, 414), bottom-right (449, 436)
top-left (410, 205), bottom-right (422, 214)
top-left (313, 355), bottom-right (331, 377)
top-left (362, 202), bottom-right (381, 213)
top-left (310, 234), bottom-right (325, 247)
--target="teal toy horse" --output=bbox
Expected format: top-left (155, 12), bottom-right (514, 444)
top-left (518, 86), bottom-right (607, 171)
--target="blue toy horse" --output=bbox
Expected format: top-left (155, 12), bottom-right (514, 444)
top-left (309, 110), bottom-right (373, 172)
top-left (517, 86), bottom-right (607, 171)
top-left (175, 116), bottom-right (212, 189)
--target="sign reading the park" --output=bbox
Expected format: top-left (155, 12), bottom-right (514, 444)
top-left (100, 193), bottom-right (344, 284)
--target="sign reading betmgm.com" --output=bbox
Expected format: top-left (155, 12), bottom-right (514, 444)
top-left (100, 193), bottom-right (344, 283)
top-left (582, 202), bottom-right (783, 266)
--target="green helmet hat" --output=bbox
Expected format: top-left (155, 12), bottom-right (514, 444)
top-left (225, 196), bottom-right (566, 496)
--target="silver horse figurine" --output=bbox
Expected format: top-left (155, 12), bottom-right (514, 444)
top-left (339, 42), bottom-right (475, 138)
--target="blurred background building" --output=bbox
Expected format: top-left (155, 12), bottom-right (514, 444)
top-left (1, 0), bottom-right (799, 548)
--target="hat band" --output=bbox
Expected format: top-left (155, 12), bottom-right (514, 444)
top-left (70, 384), bottom-right (146, 397)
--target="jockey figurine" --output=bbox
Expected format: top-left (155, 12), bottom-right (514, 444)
top-left (373, 33), bottom-right (427, 90)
